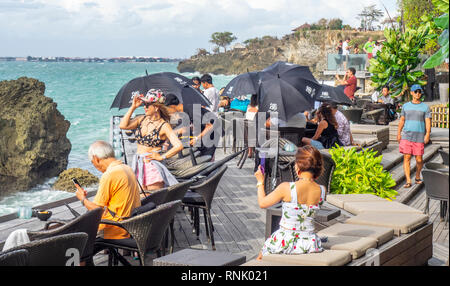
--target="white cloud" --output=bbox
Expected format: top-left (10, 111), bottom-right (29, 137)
top-left (0, 0), bottom-right (398, 57)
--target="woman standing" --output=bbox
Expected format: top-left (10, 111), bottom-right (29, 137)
top-left (255, 145), bottom-right (325, 259)
top-left (301, 103), bottom-right (342, 149)
top-left (119, 89), bottom-right (183, 192)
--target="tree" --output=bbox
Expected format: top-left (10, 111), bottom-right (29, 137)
top-left (328, 18), bottom-right (343, 30)
top-left (358, 5), bottom-right (384, 31)
top-left (210, 32), bottom-right (237, 53)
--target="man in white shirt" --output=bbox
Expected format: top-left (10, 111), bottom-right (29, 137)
top-left (200, 74), bottom-right (219, 112)
top-left (342, 38), bottom-right (350, 70)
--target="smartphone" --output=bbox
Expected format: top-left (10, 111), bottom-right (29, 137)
top-left (72, 178), bottom-right (81, 186)
top-left (260, 156), bottom-right (265, 175)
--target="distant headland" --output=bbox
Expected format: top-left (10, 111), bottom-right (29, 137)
top-left (0, 56), bottom-right (182, 63)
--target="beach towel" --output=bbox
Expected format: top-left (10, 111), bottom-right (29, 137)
top-left (2, 229), bottom-right (30, 251)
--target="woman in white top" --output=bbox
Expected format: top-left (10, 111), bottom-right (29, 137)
top-left (254, 145), bottom-right (325, 259)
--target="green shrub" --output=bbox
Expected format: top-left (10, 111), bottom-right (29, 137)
top-left (329, 146), bottom-right (398, 200)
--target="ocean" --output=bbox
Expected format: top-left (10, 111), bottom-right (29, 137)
top-left (0, 61), bottom-right (236, 216)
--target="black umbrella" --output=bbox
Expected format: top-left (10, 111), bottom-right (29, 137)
top-left (256, 62), bottom-right (322, 121)
top-left (221, 71), bottom-right (260, 99)
top-left (316, 84), bottom-right (353, 105)
top-left (257, 73), bottom-right (315, 121)
top-left (110, 72), bottom-right (211, 109)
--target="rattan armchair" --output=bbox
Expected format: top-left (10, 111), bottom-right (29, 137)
top-left (422, 169), bottom-right (449, 226)
top-left (6, 232), bottom-right (88, 266)
top-left (27, 207), bottom-right (103, 265)
top-left (182, 166), bottom-right (228, 251)
top-left (93, 200), bottom-right (181, 266)
top-left (0, 249), bottom-right (29, 266)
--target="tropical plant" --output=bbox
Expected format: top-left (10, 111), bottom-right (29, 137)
top-left (423, 0), bottom-right (449, 68)
top-left (369, 26), bottom-right (436, 99)
top-left (329, 146), bottom-right (398, 200)
top-left (210, 32), bottom-right (237, 53)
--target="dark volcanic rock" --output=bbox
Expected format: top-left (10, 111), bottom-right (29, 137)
top-left (0, 77), bottom-right (71, 195)
top-left (53, 168), bottom-right (99, 192)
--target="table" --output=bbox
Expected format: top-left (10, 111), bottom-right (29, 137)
top-left (152, 249), bottom-right (246, 266)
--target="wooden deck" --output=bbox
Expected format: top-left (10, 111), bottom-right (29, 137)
top-left (0, 145), bottom-right (448, 266)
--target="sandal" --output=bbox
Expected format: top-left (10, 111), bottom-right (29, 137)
top-left (415, 178), bottom-right (423, 184)
top-left (403, 182), bottom-right (412, 188)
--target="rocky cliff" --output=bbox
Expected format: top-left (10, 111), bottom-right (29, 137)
top-left (178, 30), bottom-right (384, 79)
top-left (0, 77), bottom-right (72, 195)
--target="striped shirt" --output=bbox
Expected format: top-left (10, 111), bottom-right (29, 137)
top-left (400, 102), bottom-right (431, 143)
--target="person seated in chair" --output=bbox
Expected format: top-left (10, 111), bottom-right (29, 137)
top-left (74, 141), bottom-right (141, 242)
top-left (254, 145), bottom-right (326, 259)
top-left (165, 94), bottom-right (218, 160)
top-left (301, 104), bottom-right (343, 149)
top-left (328, 102), bottom-right (355, 146)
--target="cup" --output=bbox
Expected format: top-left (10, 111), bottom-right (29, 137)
top-left (17, 206), bottom-right (33, 219)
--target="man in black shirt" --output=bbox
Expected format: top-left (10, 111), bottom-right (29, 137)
top-left (164, 94), bottom-right (218, 158)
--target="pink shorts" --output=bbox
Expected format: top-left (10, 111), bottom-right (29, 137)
top-left (137, 161), bottom-right (164, 186)
top-left (399, 139), bottom-right (424, 156)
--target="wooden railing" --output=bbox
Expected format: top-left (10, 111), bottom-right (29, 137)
top-left (430, 103), bottom-right (449, 128)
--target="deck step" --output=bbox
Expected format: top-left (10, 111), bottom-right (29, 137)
top-left (394, 147), bottom-right (442, 204)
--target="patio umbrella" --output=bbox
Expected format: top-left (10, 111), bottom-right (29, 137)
top-left (315, 84), bottom-right (353, 105)
top-left (256, 62), bottom-right (322, 121)
top-left (221, 71), bottom-right (260, 99)
top-left (110, 72), bottom-right (211, 109)
top-left (257, 72), bottom-right (316, 121)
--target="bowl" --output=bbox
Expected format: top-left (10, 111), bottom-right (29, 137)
top-left (36, 210), bottom-right (52, 221)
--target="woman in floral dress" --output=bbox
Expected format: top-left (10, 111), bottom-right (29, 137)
top-left (255, 145), bottom-right (325, 259)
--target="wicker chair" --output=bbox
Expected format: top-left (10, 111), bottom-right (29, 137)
top-left (340, 108), bottom-right (363, 124)
top-left (0, 249), bottom-right (29, 266)
top-left (165, 151), bottom-right (201, 169)
top-left (141, 188), bottom-right (168, 206)
top-left (439, 150), bottom-right (449, 166)
top-left (93, 200), bottom-right (181, 266)
top-left (171, 162), bottom-right (213, 180)
top-left (6, 232), bottom-right (88, 266)
top-left (279, 127), bottom-right (305, 147)
top-left (27, 207), bottom-right (103, 265)
top-left (422, 169), bottom-right (449, 226)
top-left (163, 180), bottom-right (195, 254)
top-left (167, 155), bottom-right (212, 171)
top-left (182, 166), bottom-right (228, 250)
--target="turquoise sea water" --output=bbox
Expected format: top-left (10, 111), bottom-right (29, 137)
top-left (0, 61), bottom-right (235, 215)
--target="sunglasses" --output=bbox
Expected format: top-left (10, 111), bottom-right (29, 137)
top-left (144, 102), bottom-right (153, 108)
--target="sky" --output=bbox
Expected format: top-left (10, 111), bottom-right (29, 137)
top-left (0, 0), bottom-right (398, 58)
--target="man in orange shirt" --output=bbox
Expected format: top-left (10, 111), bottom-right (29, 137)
top-left (75, 140), bottom-right (141, 240)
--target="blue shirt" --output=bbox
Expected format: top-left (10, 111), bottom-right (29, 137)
top-left (400, 102), bottom-right (431, 143)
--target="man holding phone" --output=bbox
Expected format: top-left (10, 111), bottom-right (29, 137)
top-left (74, 140), bottom-right (141, 240)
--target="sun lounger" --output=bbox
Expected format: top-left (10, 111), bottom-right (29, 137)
top-left (343, 201), bottom-right (423, 215)
top-left (344, 212), bottom-right (429, 236)
top-left (317, 223), bottom-right (394, 246)
top-left (257, 250), bottom-right (352, 266)
top-left (321, 236), bottom-right (378, 259)
top-left (326, 194), bottom-right (386, 209)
